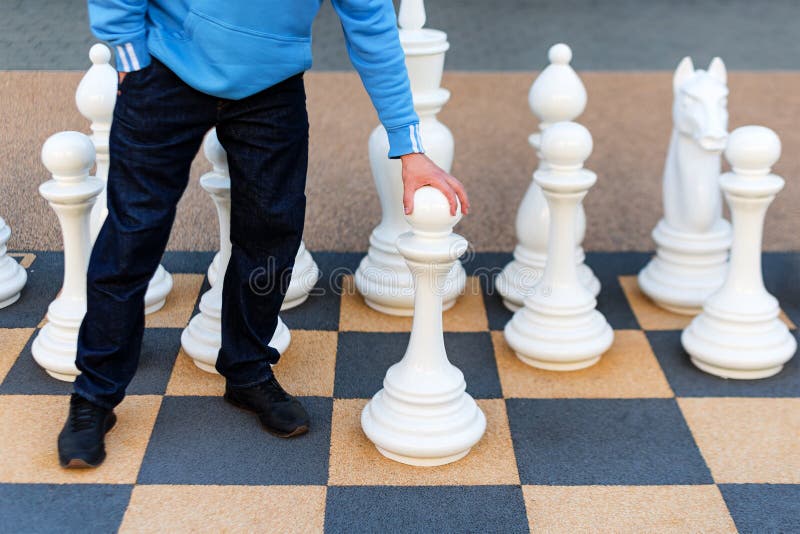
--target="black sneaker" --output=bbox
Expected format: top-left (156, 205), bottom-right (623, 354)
top-left (224, 376), bottom-right (310, 438)
top-left (57, 394), bottom-right (117, 468)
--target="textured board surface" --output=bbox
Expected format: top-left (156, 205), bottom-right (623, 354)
top-left (0, 250), bottom-right (798, 533)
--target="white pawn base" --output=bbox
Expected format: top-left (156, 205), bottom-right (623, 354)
top-left (207, 245), bottom-right (320, 311)
top-left (504, 302), bottom-right (613, 371)
top-left (31, 299), bottom-right (85, 382)
top-left (181, 289), bottom-right (290, 374)
top-left (355, 246), bottom-right (466, 316)
top-left (638, 219), bottom-right (731, 315)
top-left (0, 258), bottom-right (26, 309)
top-left (496, 246), bottom-right (600, 312)
top-left (144, 264), bottom-right (173, 315)
top-left (682, 304), bottom-right (796, 380)
top-left (361, 379), bottom-right (486, 467)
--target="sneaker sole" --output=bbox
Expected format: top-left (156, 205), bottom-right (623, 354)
top-left (223, 394), bottom-right (310, 438)
top-left (59, 412), bottom-right (118, 469)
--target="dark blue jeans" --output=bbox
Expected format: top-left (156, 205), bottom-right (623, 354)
top-left (75, 59), bottom-right (308, 409)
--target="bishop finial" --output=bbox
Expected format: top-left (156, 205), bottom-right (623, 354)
top-left (89, 43), bottom-right (111, 65)
top-left (398, 0), bottom-right (426, 31)
top-left (529, 43), bottom-right (587, 127)
top-left (725, 126), bottom-right (781, 176)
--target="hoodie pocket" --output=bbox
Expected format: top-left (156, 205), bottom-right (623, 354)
top-left (183, 9), bottom-right (311, 70)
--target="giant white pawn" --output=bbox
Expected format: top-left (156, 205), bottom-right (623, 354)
top-left (0, 216), bottom-right (27, 308)
top-left (75, 43), bottom-right (173, 315)
top-left (682, 126), bottom-right (796, 379)
top-left (33, 132), bottom-right (104, 381)
top-left (504, 122), bottom-right (613, 370)
top-left (354, 0), bottom-right (466, 316)
top-left (496, 43), bottom-right (599, 311)
top-left (181, 130), bottom-right (290, 374)
top-left (361, 186), bottom-right (486, 466)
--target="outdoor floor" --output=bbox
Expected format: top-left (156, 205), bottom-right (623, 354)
top-left (0, 250), bottom-right (798, 533)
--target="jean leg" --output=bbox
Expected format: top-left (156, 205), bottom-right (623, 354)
top-left (214, 74), bottom-right (309, 385)
top-left (75, 60), bottom-right (216, 408)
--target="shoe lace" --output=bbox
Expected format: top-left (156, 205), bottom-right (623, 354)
top-left (69, 395), bottom-right (101, 431)
top-left (261, 376), bottom-right (293, 403)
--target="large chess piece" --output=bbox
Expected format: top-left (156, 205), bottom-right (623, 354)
top-left (75, 43), bottom-right (173, 315)
top-left (504, 122), bottom-right (613, 370)
top-left (638, 57), bottom-right (732, 314)
top-left (496, 43), bottom-right (599, 311)
top-left (361, 186), bottom-right (486, 466)
top-left (32, 132), bottom-right (104, 381)
top-left (682, 126), bottom-right (797, 379)
top-left (181, 130), bottom-right (290, 374)
top-left (0, 216), bottom-right (27, 309)
top-left (355, 0), bottom-right (466, 316)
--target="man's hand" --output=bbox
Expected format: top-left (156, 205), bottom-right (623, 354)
top-left (400, 153), bottom-right (469, 216)
top-left (118, 71), bottom-right (127, 84)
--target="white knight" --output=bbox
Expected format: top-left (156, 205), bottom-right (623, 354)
top-left (638, 57), bottom-right (732, 314)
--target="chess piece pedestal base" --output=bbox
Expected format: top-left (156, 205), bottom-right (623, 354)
top-left (505, 301), bottom-right (613, 371)
top-left (496, 245), bottom-right (599, 312)
top-left (362, 383), bottom-right (485, 466)
top-left (144, 265), bottom-right (173, 315)
top-left (181, 289), bottom-right (291, 374)
top-left (355, 235), bottom-right (465, 316)
top-left (32, 299), bottom-right (85, 382)
top-left (638, 219), bottom-right (731, 315)
top-left (207, 243), bottom-right (320, 311)
top-left (0, 219), bottom-right (27, 309)
top-left (682, 302), bottom-right (796, 379)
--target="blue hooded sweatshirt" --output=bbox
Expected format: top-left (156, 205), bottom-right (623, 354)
top-left (87, 0), bottom-right (424, 158)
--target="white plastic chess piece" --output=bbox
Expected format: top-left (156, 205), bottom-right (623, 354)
top-left (361, 186), bottom-right (486, 466)
top-left (33, 132), bottom-right (104, 381)
top-left (181, 130), bottom-right (290, 374)
top-left (504, 122), bottom-right (613, 370)
top-left (202, 126), bottom-right (319, 309)
top-left (682, 126), bottom-right (797, 379)
top-left (355, 0), bottom-right (466, 316)
top-left (0, 216), bottom-right (27, 309)
top-left (638, 57), bottom-right (732, 314)
top-left (496, 43), bottom-right (599, 311)
top-left (75, 43), bottom-right (172, 315)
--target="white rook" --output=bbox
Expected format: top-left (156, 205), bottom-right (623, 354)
top-left (33, 132), bottom-right (104, 381)
top-left (0, 216), bottom-right (27, 309)
top-left (181, 129), bottom-right (290, 373)
top-left (361, 186), bottom-right (486, 466)
top-left (355, 0), bottom-right (465, 316)
top-left (638, 57), bottom-right (732, 314)
top-left (496, 43), bottom-right (599, 311)
top-left (504, 122), bottom-right (613, 370)
top-left (682, 126), bottom-right (796, 379)
top-left (75, 43), bottom-right (173, 315)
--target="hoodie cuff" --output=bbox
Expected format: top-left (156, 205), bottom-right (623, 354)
top-left (386, 123), bottom-right (425, 159)
top-left (113, 38), bottom-right (151, 72)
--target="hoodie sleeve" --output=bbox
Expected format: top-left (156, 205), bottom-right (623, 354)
top-left (330, 0), bottom-right (423, 158)
top-left (87, 0), bottom-right (151, 72)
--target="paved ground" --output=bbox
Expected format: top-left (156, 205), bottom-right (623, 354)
top-left (1, 250), bottom-right (798, 533)
top-left (2, 0), bottom-right (800, 70)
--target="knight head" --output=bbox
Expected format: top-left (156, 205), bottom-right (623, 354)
top-left (672, 57), bottom-right (729, 152)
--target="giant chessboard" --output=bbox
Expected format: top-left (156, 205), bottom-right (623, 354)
top-left (1, 250), bottom-right (798, 533)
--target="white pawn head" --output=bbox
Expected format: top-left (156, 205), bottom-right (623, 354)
top-left (203, 128), bottom-right (228, 175)
top-left (405, 186), bottom-right (461, 237)
top-left (540, 121), bottom-right (593, 171)
top-left (725, 126), bottom-right (781, 176)
top-left (41, 131), bottom-right (96, 183)
top-left (75, 43), bottom-right (117, 126)
top-left (529, 43), bottom-right (587, 127)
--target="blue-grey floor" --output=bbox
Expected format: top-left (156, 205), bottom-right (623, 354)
top-left (1, 0), bottom-right (798, 71)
